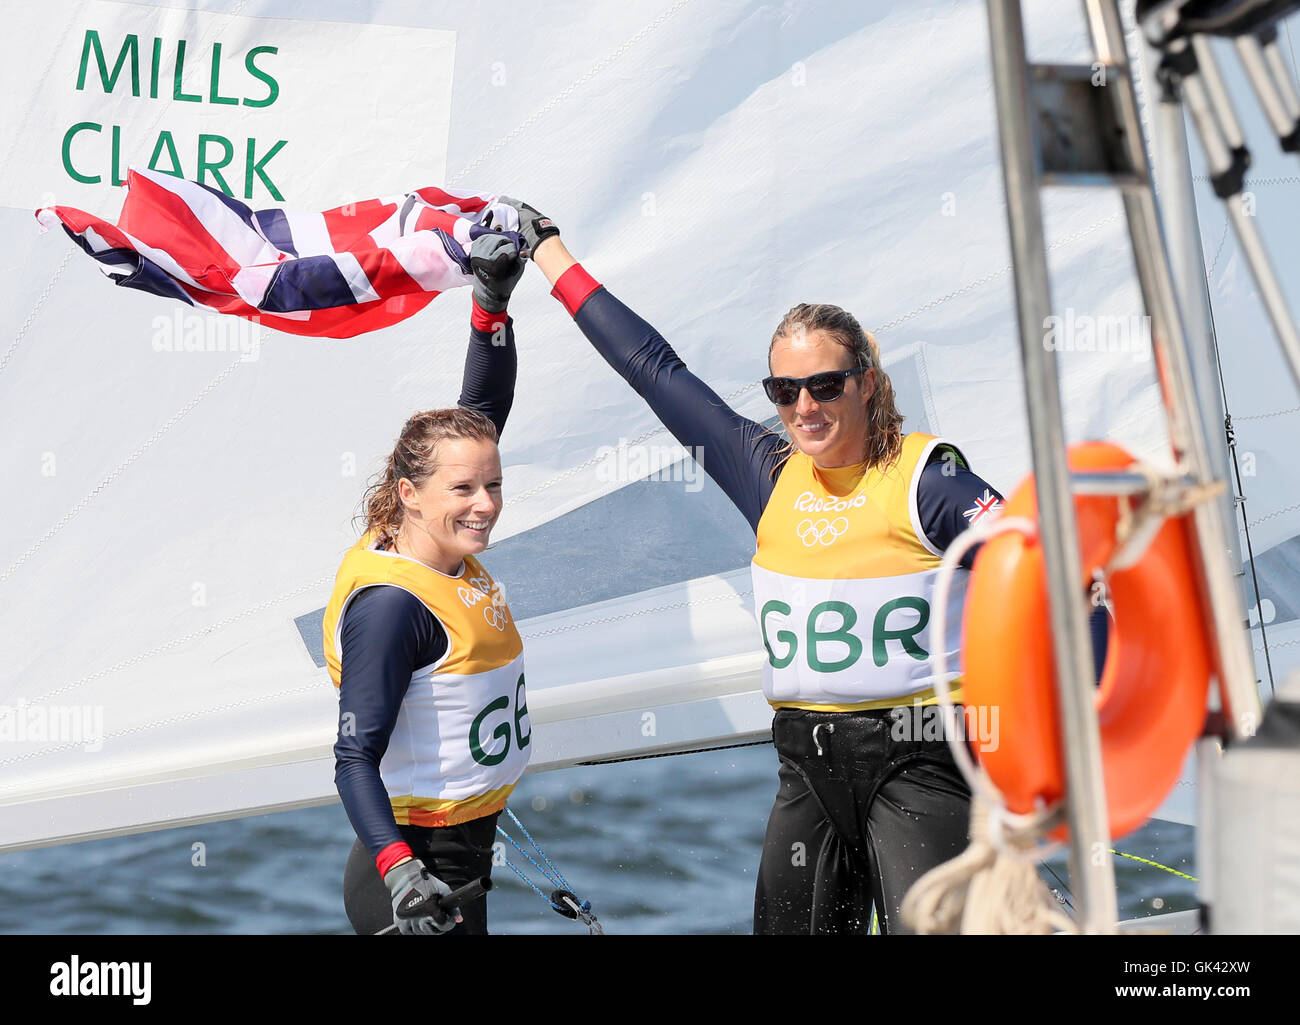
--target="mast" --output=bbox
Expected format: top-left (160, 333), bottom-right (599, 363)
top-left (1134, 26), bottom-right (1249, 593)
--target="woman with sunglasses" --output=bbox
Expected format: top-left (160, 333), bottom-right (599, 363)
top-left (325, 232), bottom-right (529, 936)
top-left (500, 198), bottom-right (1004, 935)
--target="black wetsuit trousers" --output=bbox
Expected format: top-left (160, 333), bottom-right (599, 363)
top-left (343, 812), bottom-right (500, 936)
top-left (754, 708), bottom-right (972, 935)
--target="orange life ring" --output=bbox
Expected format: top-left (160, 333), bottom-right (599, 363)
top-left (962, 441), bottom-right (1211, 840)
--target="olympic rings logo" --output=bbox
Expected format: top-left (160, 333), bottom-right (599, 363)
top-left (459, 578), bottom-right (510, 630)
top-left (483, 603), bottom-right (509, 631)
top-left (796, 517), bottom-right (849, 546)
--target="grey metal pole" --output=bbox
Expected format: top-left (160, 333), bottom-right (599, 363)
top-left (1261, 34), bottom-right (1300, 122)
top-left (1085, 1), bottom-right (1262, 743)
top-left (985, 0), bottom-right (1119, 934)
top-left (1133, 31), bottom-right (1250, 600)
top-left (1135, 31), bottom-right (1246, 930)
top-left (1192, 39), bottom-right (1300, 395)
top-left (1235, 35), bottom-right (1296, 140)
top-left (1196, 735), bottom-right (1221, 930)
top-left (1192, 36), bottom-right (1247, 153)
top-left (1224, 200), bottom-right (1300, 391)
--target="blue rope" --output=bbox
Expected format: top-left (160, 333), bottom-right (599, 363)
top-left (495, 809), bottom-right (601, 931)
top-left (494, 844), bottom-right (549, 902)
top-left (496, 823), bottom-right (565, 891)
top-left (505, 806), bottom-right (573, 892)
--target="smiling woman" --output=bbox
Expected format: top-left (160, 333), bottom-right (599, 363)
top-left (764, 303), bottom-right (901, 470)
top-left (502, 196), bottom-right (1008, 935)
top-left (321, 233), bottom-right (530, 936)
top-left (371, 414), bottom-right (504, 574)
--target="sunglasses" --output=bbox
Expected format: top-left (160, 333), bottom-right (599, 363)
top-left (762, 368), bottom-right (865, 406)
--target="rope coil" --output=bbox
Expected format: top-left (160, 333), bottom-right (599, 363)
top-left (903, 790), bottom-right (1076, 935)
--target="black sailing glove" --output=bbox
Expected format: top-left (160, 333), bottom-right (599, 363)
top-left (383, 859), bottom-right (458, 936)
top-left (496, 196), bottom-right (559, 259)
top-left (469, 233), bottom-right (526, 314)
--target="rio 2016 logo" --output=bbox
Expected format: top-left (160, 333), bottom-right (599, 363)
top-left (792, 490), bottom-right (867, 514)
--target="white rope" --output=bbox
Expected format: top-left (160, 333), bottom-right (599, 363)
top-left (902, 789), bottom-right (1075, 935)
top-left (927, 515), bottom-right (1042, 808)
top-left (903, 513), bottom-right (1077, 934)
top-left (1106, 461), bottom-right (1224, 573)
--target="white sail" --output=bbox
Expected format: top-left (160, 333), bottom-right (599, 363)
top-left (1, 0), bottom-right (1295, 857)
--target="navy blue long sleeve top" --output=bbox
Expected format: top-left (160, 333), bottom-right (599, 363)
top-left (564, 276), bottom-right (1004, 558)
top-left (333, 309), bottom-right (516, 863)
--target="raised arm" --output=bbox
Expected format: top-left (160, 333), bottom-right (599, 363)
top-left (505, 200), bottom-right (785, 533)
top-left (457, 233), bottom-right (524, 438)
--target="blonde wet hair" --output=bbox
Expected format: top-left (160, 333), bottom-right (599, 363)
top-left (768, 303), bottom-right (904, 470)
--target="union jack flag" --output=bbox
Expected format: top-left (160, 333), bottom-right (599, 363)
top-left (962, 488), bottom-right (1002, 525)
top-left (35, 168), bottom-right (521, 338)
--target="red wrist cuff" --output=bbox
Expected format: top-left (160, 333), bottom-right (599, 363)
top-left (471, 297), bottom-right (508, 334)
top-left (551, 263), bottom-right (601, 317)
top-left (376, 841), bottom-right (414, 877)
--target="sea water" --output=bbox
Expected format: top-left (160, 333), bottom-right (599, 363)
top-left (0, 743), bottom-right (1195, 934)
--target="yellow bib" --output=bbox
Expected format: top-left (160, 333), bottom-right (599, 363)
top-left (323, 532), bottom-right (528, 827)
top-left (751, 433), bottom-right (966, 710)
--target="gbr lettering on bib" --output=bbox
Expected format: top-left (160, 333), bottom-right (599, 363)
top-left (750, 563), bottom-right (966, 705)
top-left (385, 653), bottom-right (529, 802)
